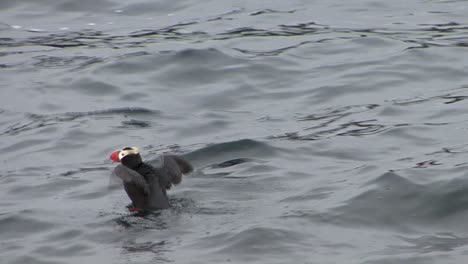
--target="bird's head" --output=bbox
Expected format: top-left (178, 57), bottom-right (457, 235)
top-left (110, 147), bottom-right (143, 168)
top-left (110, 147), bottom-right (139, 162)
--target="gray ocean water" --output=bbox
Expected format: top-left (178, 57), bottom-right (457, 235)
top-left (1, 0), bottom-right (468, 263)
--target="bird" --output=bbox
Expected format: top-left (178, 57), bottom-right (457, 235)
top-left (109, 147), bottom-right (193, 211)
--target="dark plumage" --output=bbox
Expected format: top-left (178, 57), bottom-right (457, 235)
top-left (111, 147), bottom-right (193, 211)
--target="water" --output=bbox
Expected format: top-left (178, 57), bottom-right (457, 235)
top-left (1, 0), bottom-right (468, 263)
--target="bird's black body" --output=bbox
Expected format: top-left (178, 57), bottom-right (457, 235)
top-left (113, 151), bottom-right (193, 211)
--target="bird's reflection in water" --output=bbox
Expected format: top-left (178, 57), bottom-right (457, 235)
top-left (119, 229), bottom-right (173, 263)
top-left (112, 209), bottom-right (172, 262)
top-left (113, 210), bottom-right (166, 230)
top-left (110, 196), bottom-right (195, 261)
top-left (113, 196), bottom-right (194, 229)
top-left (122, 239), bottom-right (172, 261)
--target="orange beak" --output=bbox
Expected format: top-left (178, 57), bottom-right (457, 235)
top-left (110, 150), bottom-right (120, 162)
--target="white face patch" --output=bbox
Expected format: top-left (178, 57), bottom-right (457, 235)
top-left (118, 147), bottom-right (139, 160)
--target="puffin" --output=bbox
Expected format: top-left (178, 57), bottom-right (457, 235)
top-left (110, 147), bottom-right (193, 211)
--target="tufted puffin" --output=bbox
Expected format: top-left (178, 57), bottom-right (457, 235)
top-left (110, 147), bottom-right (193, 211)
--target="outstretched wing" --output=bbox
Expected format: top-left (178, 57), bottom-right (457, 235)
top-left (155, 155), bottom-right (193, 189)
top-left (112, 164), bottom-right (150, 208)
